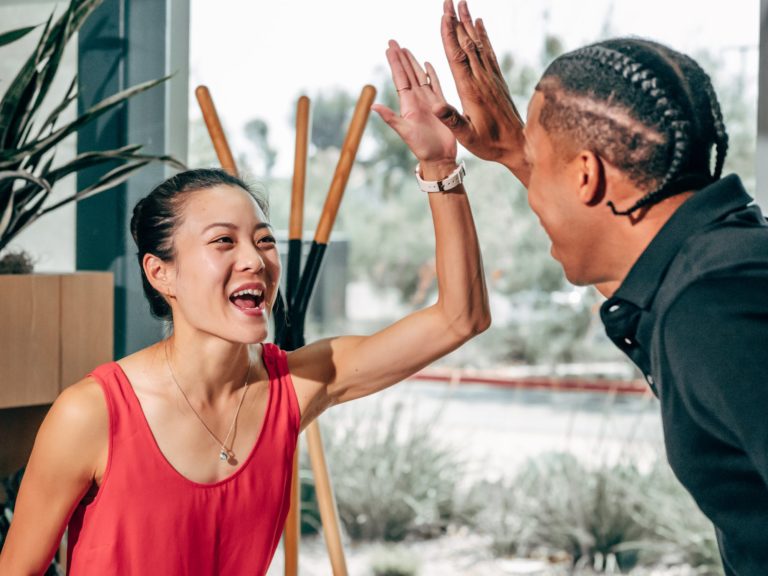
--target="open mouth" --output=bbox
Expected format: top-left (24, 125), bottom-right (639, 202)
top-left (229, 287), bottom-right (266, 314)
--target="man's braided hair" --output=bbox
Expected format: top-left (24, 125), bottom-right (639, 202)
top-left (536, 38), bottom-right (728, 215)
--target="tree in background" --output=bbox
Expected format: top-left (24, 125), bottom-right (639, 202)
top-left (243, 117), bottom-right (277, 179)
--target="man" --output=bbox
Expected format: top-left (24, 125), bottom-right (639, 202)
top-left (431, 1), bottom-right (768, 574)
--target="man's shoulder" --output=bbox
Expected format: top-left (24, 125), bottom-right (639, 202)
top-left (657, 274), bottom-right (768, 353)
top-left (655, 219), bottom-right (768, 313)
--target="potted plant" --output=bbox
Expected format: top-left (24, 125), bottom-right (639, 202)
top-left (0, 0), bottom-right (184, 409)
top-left (0, 1), bottom-right (185, 568)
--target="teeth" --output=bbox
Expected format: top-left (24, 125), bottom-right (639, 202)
top-left (232, 288), bottom-right (263, 298)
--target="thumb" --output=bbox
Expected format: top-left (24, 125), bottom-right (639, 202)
top-left (432, 102), bottom-right (474, 144)
top-left (371, 104), bottom-right (403, 133)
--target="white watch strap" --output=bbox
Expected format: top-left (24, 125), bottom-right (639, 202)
top-left (414, 161), bottom-right (466, 193)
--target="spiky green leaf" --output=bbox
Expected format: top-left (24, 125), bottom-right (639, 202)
top-left (0, 75), bottom-right (171, 165)
top-left (36, 159), bottom-right (152, 217)
top-left (0, 26), bottom-right (39, 49)
top-left (0, 170), bottom-right (52, 244)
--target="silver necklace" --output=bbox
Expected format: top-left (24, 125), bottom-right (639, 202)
top-left (164, 344), bottom-right (251, 462)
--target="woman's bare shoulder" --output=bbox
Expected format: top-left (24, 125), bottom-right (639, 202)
top-left (49, 375), bottom-right (109, 434)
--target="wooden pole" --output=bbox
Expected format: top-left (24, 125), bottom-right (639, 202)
top-left (291, 85), bottom-right (377, 327)
top-left (283, 95), bottom-right (311, 576)
top-left (283, 450), bottom-right (301, 576)
top-left (194, 85), bottom-right (238, 176)
top-left (290, 96), bottom-right (310, 240)
top-left (306, 422), bottom-right (348, 576)
top-left (302, 84), bottom-right (376, 576)
top-left (314, 85), bottom-right (376, 243)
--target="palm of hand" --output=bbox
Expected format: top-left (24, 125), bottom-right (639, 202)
top-left (398, 91), bottom-right (457, 163)
top-left (373, 41), bottom-right (458, 166)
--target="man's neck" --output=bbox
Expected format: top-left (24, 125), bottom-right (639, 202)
top-left (594, 191), bottom-right (695, 298)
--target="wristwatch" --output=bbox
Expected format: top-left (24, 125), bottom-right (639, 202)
top-left (414, 161), bottom-right (466, 193)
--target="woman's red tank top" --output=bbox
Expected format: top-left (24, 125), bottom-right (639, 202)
top-left (66, 343), bottom-right (300, 575)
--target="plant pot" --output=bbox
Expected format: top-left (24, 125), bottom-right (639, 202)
top-left (0, 272), bottom-right (114, 409)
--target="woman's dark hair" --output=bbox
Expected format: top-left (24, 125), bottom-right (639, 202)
top-left (130, 168), bottom-right (269, 320)
top-left (536, 38), bottom-right (729, 215)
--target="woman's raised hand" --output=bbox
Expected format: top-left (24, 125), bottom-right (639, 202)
top-left (437, 0), bottom-right (530, 184)
top-left (372, 40), bottom-right (457, 173)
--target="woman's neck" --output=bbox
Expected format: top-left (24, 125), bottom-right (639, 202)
top-left (163, 328), bottom-right (257, 404)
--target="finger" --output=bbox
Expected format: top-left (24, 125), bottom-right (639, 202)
top-left (432, 102), bottom-right (475, 144)
top-left (477, 18), bottom-right (504, 80)
top-left (385, 40), bottom-right (411, 93)
top-left (372, 103), bottom-right (404, 132)
top-left (396, 46), bottom-right (420, 90)
top-left (425, 62), bottom-right (446, 101)
top-left (441, 13), bottom-right (472, 88)
top-left (458, 1), bottom-right (480, 44)
top-left (404, 48), bottom-right (429, 87)
top-left (455, 20), bottom-right (484, 77)
top-left (443, 0), bottom-right (457, 18)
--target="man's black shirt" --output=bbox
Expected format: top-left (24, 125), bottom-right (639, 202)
top-left (600, 175), bottom-right (768, 575)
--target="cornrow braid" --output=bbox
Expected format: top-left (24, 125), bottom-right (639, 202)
top-left (561, 45), bottom-right (692, 216)
top-left (678, 53), bottom-right (729, 180)
top-left (538, 38), bottom-right (729, 217)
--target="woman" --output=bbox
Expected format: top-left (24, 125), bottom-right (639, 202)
top-left (0, 41), bottom-right (489, 575)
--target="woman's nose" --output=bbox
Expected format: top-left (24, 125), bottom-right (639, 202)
top-left (237, 245), bottom-right (266, 272)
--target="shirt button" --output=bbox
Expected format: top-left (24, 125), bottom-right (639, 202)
top-left (609, 304), bottom-right (621, 313)
top-left (646, 374), bottom-right (654, 385)
top-left (623, 337), bottom-right (633, 346)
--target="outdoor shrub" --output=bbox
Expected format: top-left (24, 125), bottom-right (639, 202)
top-left (369, 545), bottom-right (420, 576)
top-left (476, 452), bottom-right (725, 574)
top-left (316, 399), bottom-right (467, 542)
top-left (634, 463), bottom-right (723, 575)
top-left (477, 453), bottom-right (651, 571)
top-left (297, 464), bottom-right (322, 536)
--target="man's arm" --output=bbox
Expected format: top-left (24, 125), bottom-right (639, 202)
top-left (436, 0), bottom-right (530, 184)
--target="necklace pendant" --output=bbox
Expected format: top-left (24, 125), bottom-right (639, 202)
top-left (219, 449), bottom-right (229, 461)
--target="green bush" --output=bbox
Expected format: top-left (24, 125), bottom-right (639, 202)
top-left (633, 463), bottom-right (723, 575)
top-left (497, 453), bottom-right (649, 570)
top-left (313, 400), bottom-right (470, 542)
top-left (369, 545), bottom-right (420, 576)
top-left (475, 452), bottom-right (724, 574)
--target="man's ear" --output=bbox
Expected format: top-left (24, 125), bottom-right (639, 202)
top-left (574, 149), bottom-right (605, 207)
top-left (143, 253), bottom-right (174, 299)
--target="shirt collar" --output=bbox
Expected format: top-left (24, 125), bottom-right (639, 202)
top-left (609, 174), bottom-right (753, 309)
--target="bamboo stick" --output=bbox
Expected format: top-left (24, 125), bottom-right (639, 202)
top-left (290, 96), bottom-right (310, 241)
top-left (283, 450), bottom-right (301, 576)
top-left (306, 422), bottom-right (348, 576)
top-left (314, 85), bottom-right (376, 243)
top-left (195, 85), bottom-right (238, 176)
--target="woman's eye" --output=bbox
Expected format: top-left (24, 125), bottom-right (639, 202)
top-left (258, 235), bottom-right (276, 245)
top-left (212, 236), bottom-right (234, 244)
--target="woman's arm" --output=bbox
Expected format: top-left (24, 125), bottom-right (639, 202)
top-left (0, 379), bottom-right (108, 575)
top-left (289, 41), bottom-right (491, 429)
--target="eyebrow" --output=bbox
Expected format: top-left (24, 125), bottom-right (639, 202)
top-left (202, 222), bottom-right (273, 234)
